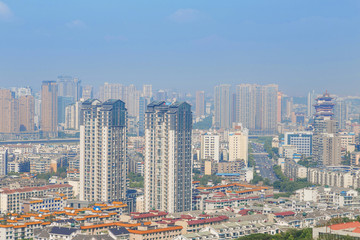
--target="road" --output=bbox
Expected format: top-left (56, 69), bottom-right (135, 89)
top-left (251, 142), bottom-right (279, 184)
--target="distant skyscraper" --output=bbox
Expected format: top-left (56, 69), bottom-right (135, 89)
top-left (307, 90), bottom-right (316, 117)
top-left (58, 96), bottom-right (74, 124)
top-left (81, 85), bottom-right (93, 100)
top-left (99, 82), bottom-right (125, 101)
top-left (41, 81), bottom-right (58, 137)
top-left (155, 90), bottom-right (167, 101)
top-left (65, 101), bottom-right (81, 130)
top-left (57, 76), bottom-right (82, 101)
top-left (144, 101), bottom-right (192, 213)
top-left (19, 95), bottom-right (35, 132)
top-left (277, 92), bottom-right (282, 123)
top-left (236, 84), bottom-right (278, 135)
top-left (195, 91), bottom-right (205, 118)
top-left (142, 85), bottom-right (153, 98)
top-left (334, 99), bottom-right (348, 130)
top-left (214, 84), bottom-right (231, 129)
top-left (0, 89), bottom-right (19, 133)
top-left (79, 99), bottom-right (127, 202)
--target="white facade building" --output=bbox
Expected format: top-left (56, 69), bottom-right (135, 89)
top-left (79, 99), bottom-right (127, 202)
top-left (200, 133), bottom-right (220, 162)
top-left (144, 101), bottom-right (192, 213)
top-left (228, 124), bottom-right (248, 164)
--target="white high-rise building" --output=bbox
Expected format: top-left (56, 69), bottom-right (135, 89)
top-left (79, 99), bottom-right (127, 202)
top-left (0, 149), bottom-right (8, 176)
top-left (236, 84), bottom-right (278, 135)
top-left (228, 124), bottom-right (248, 164)
top-left (144, 101), bottom-right (192, 213)
top-left (142, 85), bottom-right (153, 98)
top-left (65, 101), bottom-right (82, 130)
top-left (200, 133), bottom-right (220, 162)
top-left (214, 84), bottom-right (231, 129)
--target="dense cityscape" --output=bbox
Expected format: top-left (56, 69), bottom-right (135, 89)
top-left (0, 80), bottom-right (360, 239)
top-left (1, 1), bottom-right (360, 240)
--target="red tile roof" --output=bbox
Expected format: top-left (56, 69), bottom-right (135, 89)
top-left (330, 222), bottom-right (360, 230)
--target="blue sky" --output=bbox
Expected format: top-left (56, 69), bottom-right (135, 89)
top-left (0, 0), bottom-right (359, 96)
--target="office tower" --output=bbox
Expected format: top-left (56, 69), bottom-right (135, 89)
top-left (19, 95), bottom-right (35, 132)
top-left (0, 149), bottom-right (8, 176)
top-left (334, 99), bottom-right (348, 130)
top-left (281, 95), bottom-right (293, 122)
top-left (214, 84), bottom-right (231, 129)
top-left (312, 92), bottom-right (341, 166)
top-left (307, 90), bottom-right (316, 117)
top-left (195, 91), bottom-right (205, 118)
top-left (57, 76), bottom-right (82, 101)
top-left (144, 101), bottom-right (192, 213)
top-left (228, 124), bottom-right (248, 165)
top-left (200, 133), bottom-right (220, 162)
top-left (126, 84), bottom-right (140, 118)
top-left (58, 96), bottom-right (74, 124)
top-left (232, 93), bottom-right (237, 123)
top-left (284, 132), bottom-right (313, 156)
top-left (41, 81), bottom-right (58, 137)
top-left (0, 89), bottom-right (19, 133)
top-left (79, 99), bottom-right (127, 202)
top-left (81, 85), bottom-right (93, 100)
top-left (65, 101), bottom-right (81, 130)
top-left (236, 84), bottom-right (278, 135)
top-left (143, 85), bottom-right (153, 98)
top-left (34, 93), bottom-right (41, 130)
top-left (139, 97), bottom-right (149, 136)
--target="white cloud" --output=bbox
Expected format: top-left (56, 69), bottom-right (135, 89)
top-left (169, 9), bottom-right (201, 23)
top-left (66, 19), bottom-right (87, 29)
top-left (0, 1), bottom-right (13, 21)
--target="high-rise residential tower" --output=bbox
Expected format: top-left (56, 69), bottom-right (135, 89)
top-left (81, 85), bottom-right (93, 100)
top-left (334, 99), bottom-right (348, 130)
top-left (307, 90), bottom-right (316, 117)
top-left (41, 81), bottom-right (58, 137)
top-left (195, 91), bottom-right (205, 118)
top-left (19, 95), bottom-right (35, 132)
top-left (228, 124), bottom-right (248, 164)
top-left (214, 84), bottom-right (231, 129)
top-left (79, 99), bottom-right (127, 202)
top-left (57, 76), bottom-right (82, 101)
top-left (143, 85), bottom-right (153, 99)
top-left (236, 84), bottom-right (278, 135)
top-left (0, 89), bottom-right (19, 133)
top-left (144, 101), bottom-right (192, 213)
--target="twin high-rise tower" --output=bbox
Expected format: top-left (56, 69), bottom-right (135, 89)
top-left (79, 99), bottom-right (128, 202)
top-left (144, 102), bottom-right (192, 213)
top-left (79, 99), bottom-right (192, 213)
